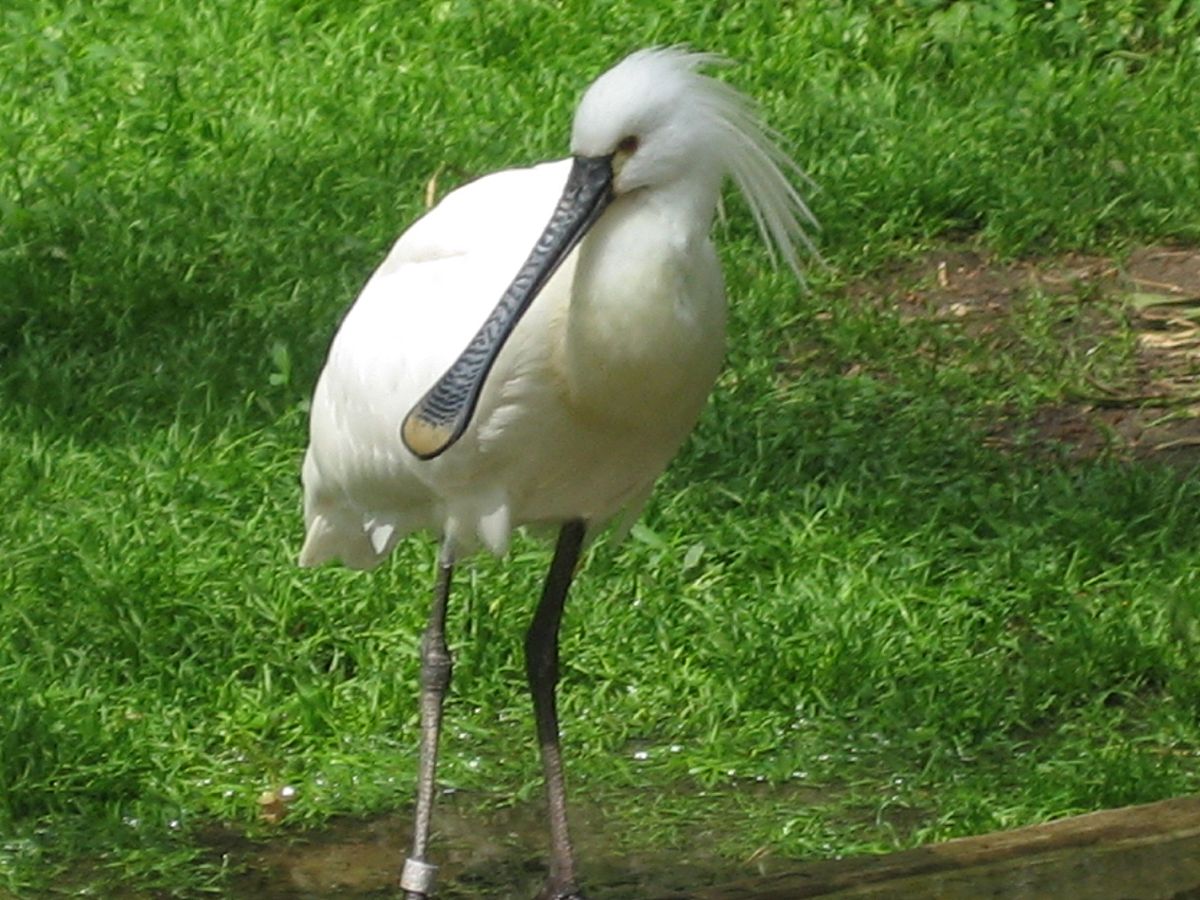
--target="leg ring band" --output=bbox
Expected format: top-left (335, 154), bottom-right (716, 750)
top-left (400, 857), bottom-right (438, 895)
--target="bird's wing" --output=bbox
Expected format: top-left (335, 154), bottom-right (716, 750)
top-left (300, 159), bottom-right (571, 568)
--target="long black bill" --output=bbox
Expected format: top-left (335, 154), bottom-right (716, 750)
top-left (401, 155), bottom-right (616, 460)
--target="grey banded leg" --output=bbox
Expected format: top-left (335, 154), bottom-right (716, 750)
top-left (526, 519), bottom-right (588, 900)
top-left (402, 546), bottom-right (454, 899)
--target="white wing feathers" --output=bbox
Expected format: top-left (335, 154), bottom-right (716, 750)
top-left (300, 161), bottom-right (570, 569)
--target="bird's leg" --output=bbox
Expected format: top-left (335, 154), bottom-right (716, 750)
top-left (401, 546), bottom-right (454, 899)
top-left (525, 519), bottom-right (588, 900)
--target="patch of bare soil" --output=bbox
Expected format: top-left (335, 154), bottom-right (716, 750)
top-left (861, 244), bottom-right (1200, 469)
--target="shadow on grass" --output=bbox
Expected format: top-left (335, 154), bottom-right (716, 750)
top-left (0, 145), bottom-right (409, 443)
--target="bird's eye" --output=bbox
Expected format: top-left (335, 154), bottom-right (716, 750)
top-left (616, 135), bottom-right (639, 155)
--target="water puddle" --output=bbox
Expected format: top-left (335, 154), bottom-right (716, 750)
top-left (205, 792), bottom-right (1200, 899)
top-left (214, 791), bottom-right (774, 898)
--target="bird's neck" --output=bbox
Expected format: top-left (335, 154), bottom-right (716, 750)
top-left (558, 181), bottom-right (727, 432)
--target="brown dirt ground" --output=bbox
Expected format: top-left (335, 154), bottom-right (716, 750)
top-left (856, 244), bottom-right (1200, 469)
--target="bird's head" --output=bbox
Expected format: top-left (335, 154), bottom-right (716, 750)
top-left (570, 48), bottom-right (816, 272)
top-left (570, 50), bottom-right (709, 197)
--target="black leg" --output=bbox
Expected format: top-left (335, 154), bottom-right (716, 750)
top-left (526, 520), bottom-right (588, 900)
top-left (401, 545), bottom-right (454, 899)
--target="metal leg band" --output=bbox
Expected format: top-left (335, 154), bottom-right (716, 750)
top-left (400, 857), bottom-right (438, 895)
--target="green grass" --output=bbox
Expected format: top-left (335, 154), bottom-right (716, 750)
top-left (4, 0), bottom-right (1200, 894)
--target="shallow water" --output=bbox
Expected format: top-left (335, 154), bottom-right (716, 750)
top-left (210, 791), bottom-right (1200, 899)
top-left (218, 791), bottom-right (766, 898)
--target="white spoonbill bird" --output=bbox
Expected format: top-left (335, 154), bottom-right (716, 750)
top-left (300, 47), bottom-right (815, 900)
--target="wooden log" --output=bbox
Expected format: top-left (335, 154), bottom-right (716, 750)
top-left (662, 795), bottom-right (1200, 899)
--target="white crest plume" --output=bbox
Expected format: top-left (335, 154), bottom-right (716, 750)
top-left (600, 46), bottom-right (819, 277)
